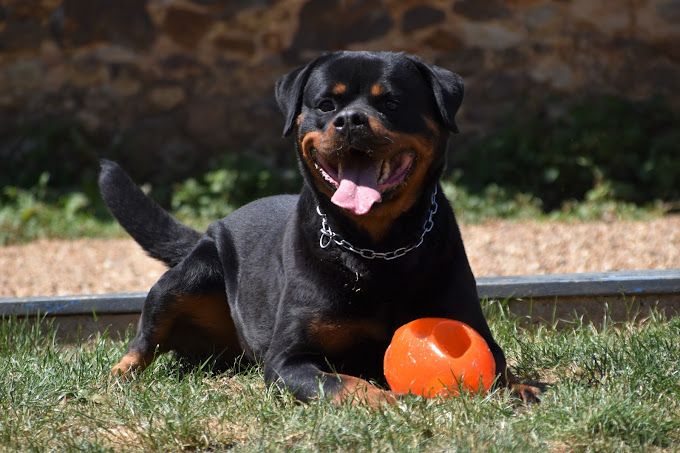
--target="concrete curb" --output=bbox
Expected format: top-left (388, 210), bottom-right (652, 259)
top-left (2, 270), bottom-right (678, 339)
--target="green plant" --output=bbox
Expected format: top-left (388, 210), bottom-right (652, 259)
top-left (454, 95), bottom-right (680, 211)
top-left (171, 154), bottom-right (301, 226)
top-left (440, 171), bottom-right (664, 223)
top-left (0, 173), bottom-right (120, 245)
top-left (442, 172), bottom-right (544, 223)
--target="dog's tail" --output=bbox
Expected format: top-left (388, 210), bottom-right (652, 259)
top-left (98, 159), bottom-right (202, 268)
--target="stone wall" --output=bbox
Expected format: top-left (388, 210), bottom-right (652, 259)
top-left (1, 0), bottom-right (679, 183)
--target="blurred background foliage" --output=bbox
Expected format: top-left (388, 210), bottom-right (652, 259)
top-left (1, 94), bottom-right (677, 245)
top-left (454, 95), bottom-right (680, 211)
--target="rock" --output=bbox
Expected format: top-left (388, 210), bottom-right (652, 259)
top-left (568, 0), bottom-right (631, 37)
top-left (453, 0), bottom-right (512, 21)
top-left (459, 22), bottom-right (525, 50)
top-left (477, 70), bottom-right (528, 102)
top-left (85, 45), bottom-right (141, 64)
top-left (6, 58), bottom-right (44, 92)
top-left (109, 63), bottom-right (143, 97)
top-left (633, 0), bottom-right (680, 61)
top-left (187, 0), bottom-right (278, 20)
top-left (148, 85), bottom-right (187, 111)
top-left (262, 31), bottom-right (285, 54)
top-left (213, 33), bottom-right (256, 58)
top-left (111, 75), bottom-right (142, 97)
top-left (657, 0), bottom-right (680, 23)
top-left (160, 54), bottom-right (208, 80)
top-left (1, 0), bottom-right (679, 185)
top-left (434, 47), bottom-right (485, 77)
top-left (59, 0), bottom-right (155, 50)
top-left (402, 6), bottom-right (445, 33)
top-left (42, 61), bottom-right (68, 93)
top-left (0, 19), bottom-right (45, 53)
top-left (424, 28), bottom-right (464, 52)
top-left (654, 36), bottom-right (680, 61)
top-left (161, 3), bottom-right (215, 49)
top-left (521, 4), bottom-right (562, 34)
top-left (529, 56), bottom-right (575, 89)
top-left (67, 58), bottom-right (108, 87)
top-left (285, 0), bottom-right (393, 61)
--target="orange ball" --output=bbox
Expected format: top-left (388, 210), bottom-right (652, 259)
top-left (384, 318), bottom-right (496, 398)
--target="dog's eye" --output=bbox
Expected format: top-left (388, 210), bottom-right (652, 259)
top-left (385, 100), bottom-right (399, 111)
top-left (318, 100), bottom-right (335, 112)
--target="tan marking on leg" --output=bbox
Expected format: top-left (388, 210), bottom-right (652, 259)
top-left (177, 292), bottom-right (239, 347)
top-left (307, 317), bottom-right (388, 356)
top-left (330, 374), bottom-right (399, 407)
top-left (111, 351), bottom-right (151, 380)
top-left (112, 291), bottom-right (237, 380)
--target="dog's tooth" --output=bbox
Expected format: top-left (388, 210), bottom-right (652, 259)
top-left (379, 160), bottom-right (390, 184)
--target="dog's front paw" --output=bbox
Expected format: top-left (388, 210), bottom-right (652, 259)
top-left (110, 351), bottom-right (148, 381)
top-left (333, 374), bottom-right (400, 407)
top-left (504, 369), bottom-right (543, 404)
top-left (510, 382), bottom-right (542, 405)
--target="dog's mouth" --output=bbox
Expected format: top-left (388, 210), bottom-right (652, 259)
top-left (312, 149), bottom-right (415, 215)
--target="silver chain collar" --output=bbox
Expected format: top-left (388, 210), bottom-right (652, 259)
top-left (316, 186), bottom-right (438, 260)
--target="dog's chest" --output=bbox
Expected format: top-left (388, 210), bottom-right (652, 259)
top-left (303, 282), bottom-right (408, 359)
top-left (307, 316), bottom-right (389, 355)
top-left (305, 313), bottom-right (393, 379)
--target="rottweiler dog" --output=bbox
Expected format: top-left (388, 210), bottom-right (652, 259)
top-left (99, 51), bottom-right (540, 405)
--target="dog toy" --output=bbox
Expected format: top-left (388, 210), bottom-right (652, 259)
top-left (383, 318), bottom-right (496, 397)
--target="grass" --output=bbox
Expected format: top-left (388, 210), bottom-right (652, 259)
top-left (2, 305), bottom-right (679, 452)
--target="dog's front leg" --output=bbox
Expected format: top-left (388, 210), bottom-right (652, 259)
top-left (263, 358), bottom-right (398, 406)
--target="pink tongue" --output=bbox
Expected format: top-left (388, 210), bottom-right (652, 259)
top-left (331, 158), bottom-right (382, 215)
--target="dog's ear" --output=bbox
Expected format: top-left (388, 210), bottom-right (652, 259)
top-left (275, 64), bottom-right (311, 137)
top-left (408, 56), bottom-right (464, 133)
top-left (275, 54), bottom-right (333, 137)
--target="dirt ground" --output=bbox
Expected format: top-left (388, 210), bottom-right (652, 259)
top-left (1, 217), bottom-right (679, 298)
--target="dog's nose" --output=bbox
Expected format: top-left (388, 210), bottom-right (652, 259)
top-left (333, 110), bottom-right (368, 133)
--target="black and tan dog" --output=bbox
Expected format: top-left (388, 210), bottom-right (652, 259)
top-left (99, 51), bottom-right (540, 405)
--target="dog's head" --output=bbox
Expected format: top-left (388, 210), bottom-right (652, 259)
top-left (276, 51), bottom-right (463, 237)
